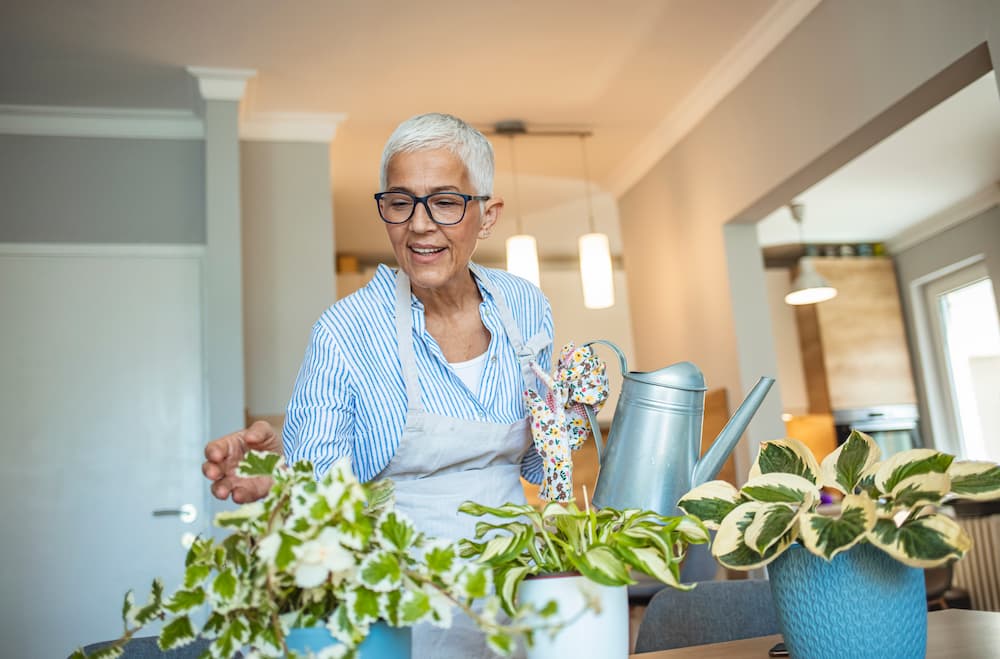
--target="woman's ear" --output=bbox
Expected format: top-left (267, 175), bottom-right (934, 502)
top-left (478, 197), bottom-right (503, 239)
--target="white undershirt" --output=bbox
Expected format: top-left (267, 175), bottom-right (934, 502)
top-left (449, 351), bottom-right (488, 398)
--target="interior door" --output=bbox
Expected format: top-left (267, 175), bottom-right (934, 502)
top-left (0, 245), bottom-right (209, 657)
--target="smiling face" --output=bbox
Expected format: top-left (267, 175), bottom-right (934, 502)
top-left (383, 148), bottom-right (502, 296)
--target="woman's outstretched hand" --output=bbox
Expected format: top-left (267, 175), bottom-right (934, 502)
top-left (202, 420), bottom-right (280, 503)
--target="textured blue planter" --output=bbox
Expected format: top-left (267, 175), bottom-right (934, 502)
top-left (285, 621), bottom-right (411, 658)
top-left (768, 543), bottom-right (926, 659)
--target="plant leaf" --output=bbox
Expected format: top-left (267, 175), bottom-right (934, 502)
top-left (799, 493), bottom-right (876, 560)
top-left (157, 615), bottom-right (196, 650)
top-left (424, 543), bottom-right (457, 574)
top-left (212, 569), bottom-right (237, 601)
top-left (236, 450), bottom-right (283, 477)
top-left (712, 502), bottom-right (792, 570)
top-left (675, 515), bottom-right (711, 545)
top-left (164, 587), bottom-right (206, 614)
top-left (744, 502), bottom-right (800, 554)
top-left (458, 500), bottom-right (537, 522)
top-left (399, 589), bottom-right (432, 625)
top-left (748, 438), bottom-right (820, 484)
top-left (821, 430), bottom-right (880, 493)
top-left (359, 551), bottom-right (402, 592)
top-left (873, 449), bottom-right (954, 495)
top-left (624, 546), bottom-right (690, 591)
top-left (948, 461), bottom-right (1000, 501)
top-left (741, 473), bottom-right (819, 504)
top-left (889, 472), bottom-right (951, 510)
top-left (486, 632), bottom-right (516, 657)
top-left (496, 565), bottom-right (531, 615)
top-left (677, 480), bottom-right (741, 529)
top-left (566, 545), bottom-right (634, 586)
top-left (867, 513), bottom-right (971, 568)
top-left (378, 511), bottom-right (417, 551)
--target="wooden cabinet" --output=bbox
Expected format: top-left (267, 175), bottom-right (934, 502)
top-left (796, 257), bottom-right (917, 413)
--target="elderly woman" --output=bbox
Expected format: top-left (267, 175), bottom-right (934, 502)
top-left (203, 112), bottom-right (551, 657)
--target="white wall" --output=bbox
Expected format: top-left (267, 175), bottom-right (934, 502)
top-left (765, 268), bottom-right (808, 414)
top-left (241, 140), bottom-right (335, 417)
top-left (618, 0), bottom-right (999, 472)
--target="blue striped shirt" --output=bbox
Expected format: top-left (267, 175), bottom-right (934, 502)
top-left (283, 263), bottom-right (552, 484)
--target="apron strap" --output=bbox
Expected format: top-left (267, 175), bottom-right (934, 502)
top-left (470, 263), bottom-right (547, 393)
top-left (394, 270), bottom-right (424, 415)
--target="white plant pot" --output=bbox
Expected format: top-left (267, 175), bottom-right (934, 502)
top-left (518, 573), bottom-right (629, 659)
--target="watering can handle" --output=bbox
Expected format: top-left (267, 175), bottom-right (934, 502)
top-left (581, 340), bottom-right (628, 467)
top-left (585, 403), bottom-right (605, 466)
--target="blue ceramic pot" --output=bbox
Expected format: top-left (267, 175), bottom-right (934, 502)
top-left (768, 543), bottom-right (926, 659)
top-left (285, 621), bottom-right (411, 658)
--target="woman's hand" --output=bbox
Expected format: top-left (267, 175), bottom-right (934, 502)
top-left (202, 420), bottom-right (280, 503)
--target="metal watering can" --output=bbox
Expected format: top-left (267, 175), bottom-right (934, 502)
top-left (584, 340), bottom-right (775, 516)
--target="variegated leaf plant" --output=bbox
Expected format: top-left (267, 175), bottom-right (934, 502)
top-left (457, 499), bottom-right (710, 615)
top-left (72, 453), bottom-right (546, 659)
top-left (678, 431), bottom-right (1000, 571)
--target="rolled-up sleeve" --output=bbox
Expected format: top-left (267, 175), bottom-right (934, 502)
top-left (283, 323), bottom-right (356, 478)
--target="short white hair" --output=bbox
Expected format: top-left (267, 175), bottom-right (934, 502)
top-left (379, 113), bottom-right (494, 196)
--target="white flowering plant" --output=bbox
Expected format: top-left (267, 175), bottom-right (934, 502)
top-left (72, 452), bottom-right (548, 659)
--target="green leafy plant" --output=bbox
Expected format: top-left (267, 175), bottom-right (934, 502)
top-left (678, 431), bottom-right (1000, 570)
top-left (72, 453), bottom-right (539, 659)
top-left (457, 498), bottom-right (710, 614)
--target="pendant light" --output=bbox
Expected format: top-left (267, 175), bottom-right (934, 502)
top-left (785, 202), bottom-right (837, 306)
top-left (498, 124), bottom-right (540, 286)
top-left (577, 134), bottom-right (614, 309)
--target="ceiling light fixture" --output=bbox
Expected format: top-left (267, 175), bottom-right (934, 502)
top-left (785, 202), bottom-right (837, 306)
top-left (577, 134), bottom-right (614, 309)
top-left (496, 121), bottom-right (540, 286)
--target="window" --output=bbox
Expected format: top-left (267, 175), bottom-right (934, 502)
top-left (924, 261), bottom-right (1000, 461)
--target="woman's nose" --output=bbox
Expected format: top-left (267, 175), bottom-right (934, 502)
top-left (409, 201), bottom-right (437, 232)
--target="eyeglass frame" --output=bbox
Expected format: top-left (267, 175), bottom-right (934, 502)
top-left (373, 191), bottom-right (491, 226)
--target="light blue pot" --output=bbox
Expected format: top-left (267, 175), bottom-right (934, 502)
top-left (768, 543), bottom-right (926, 659)
top-left (285, 621), bottom-right (411, 658)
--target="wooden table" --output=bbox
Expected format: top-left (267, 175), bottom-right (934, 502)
top-left (629, 609), bottom-right (1000, 658)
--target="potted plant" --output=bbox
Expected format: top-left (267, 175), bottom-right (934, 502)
top-left (72, 452), bottom-right (545, 659)
top-left (457, 496), bottom-right (709, 659)
top-left (677, 431), bottom-right (1000, 659)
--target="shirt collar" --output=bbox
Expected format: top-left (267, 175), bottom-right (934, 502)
top-left (373, 262), bottom-right (495, 312)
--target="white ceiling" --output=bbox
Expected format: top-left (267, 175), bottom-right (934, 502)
top-left (756, 71), bottom-right (1000, 249)
top-left (1, 0), bottom-right (812, 261)
top-left (4, 1), bottom-right (995, 262)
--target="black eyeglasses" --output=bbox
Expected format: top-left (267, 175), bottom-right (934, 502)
top-left (373, 191), bottom-right (490, 226)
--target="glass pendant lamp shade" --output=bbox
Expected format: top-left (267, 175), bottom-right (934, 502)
top-left (506, 234), bottom-right (540, 287)
top-left (785, 257), bottom-right (837, 305)
top-left (579, 232), bottom-right (614, 309)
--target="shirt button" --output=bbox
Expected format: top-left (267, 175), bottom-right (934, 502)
top-left (490, 356), bottom-right (497, 363)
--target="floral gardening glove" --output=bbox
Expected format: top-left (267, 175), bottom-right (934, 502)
top-left (524, 343), bottom-right (609, 501)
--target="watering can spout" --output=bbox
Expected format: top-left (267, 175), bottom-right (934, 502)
top-left (691, 376), bottom-right (775, 487)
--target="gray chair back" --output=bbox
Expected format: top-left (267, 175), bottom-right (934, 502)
top-left (634, 579), bottom-right (780, 653)
top-left (77, 636), bottom-right (213, 658)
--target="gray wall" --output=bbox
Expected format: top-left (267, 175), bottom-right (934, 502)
top-left (0, 135), bottom-right (204, 243)
top-left (241, 140), bottom-right (335, 417)
top-left (894, 204), bottom-right (1000, 450)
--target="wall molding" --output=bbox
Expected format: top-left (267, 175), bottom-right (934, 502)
top-left (605, 0), bottom-right (823, 197)
top-left (887, 182), bottom-right (1000, 253)
top-left (0, 104), bottom-right (204, 139)
top-left (0, 242), bottom-right (206, 258)
top-left (240, 111), bottom-right (348, 143)
top-left (0, 104), bottom-right (351, 143)
top-left (186, 66), bottom-right (257, 101)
